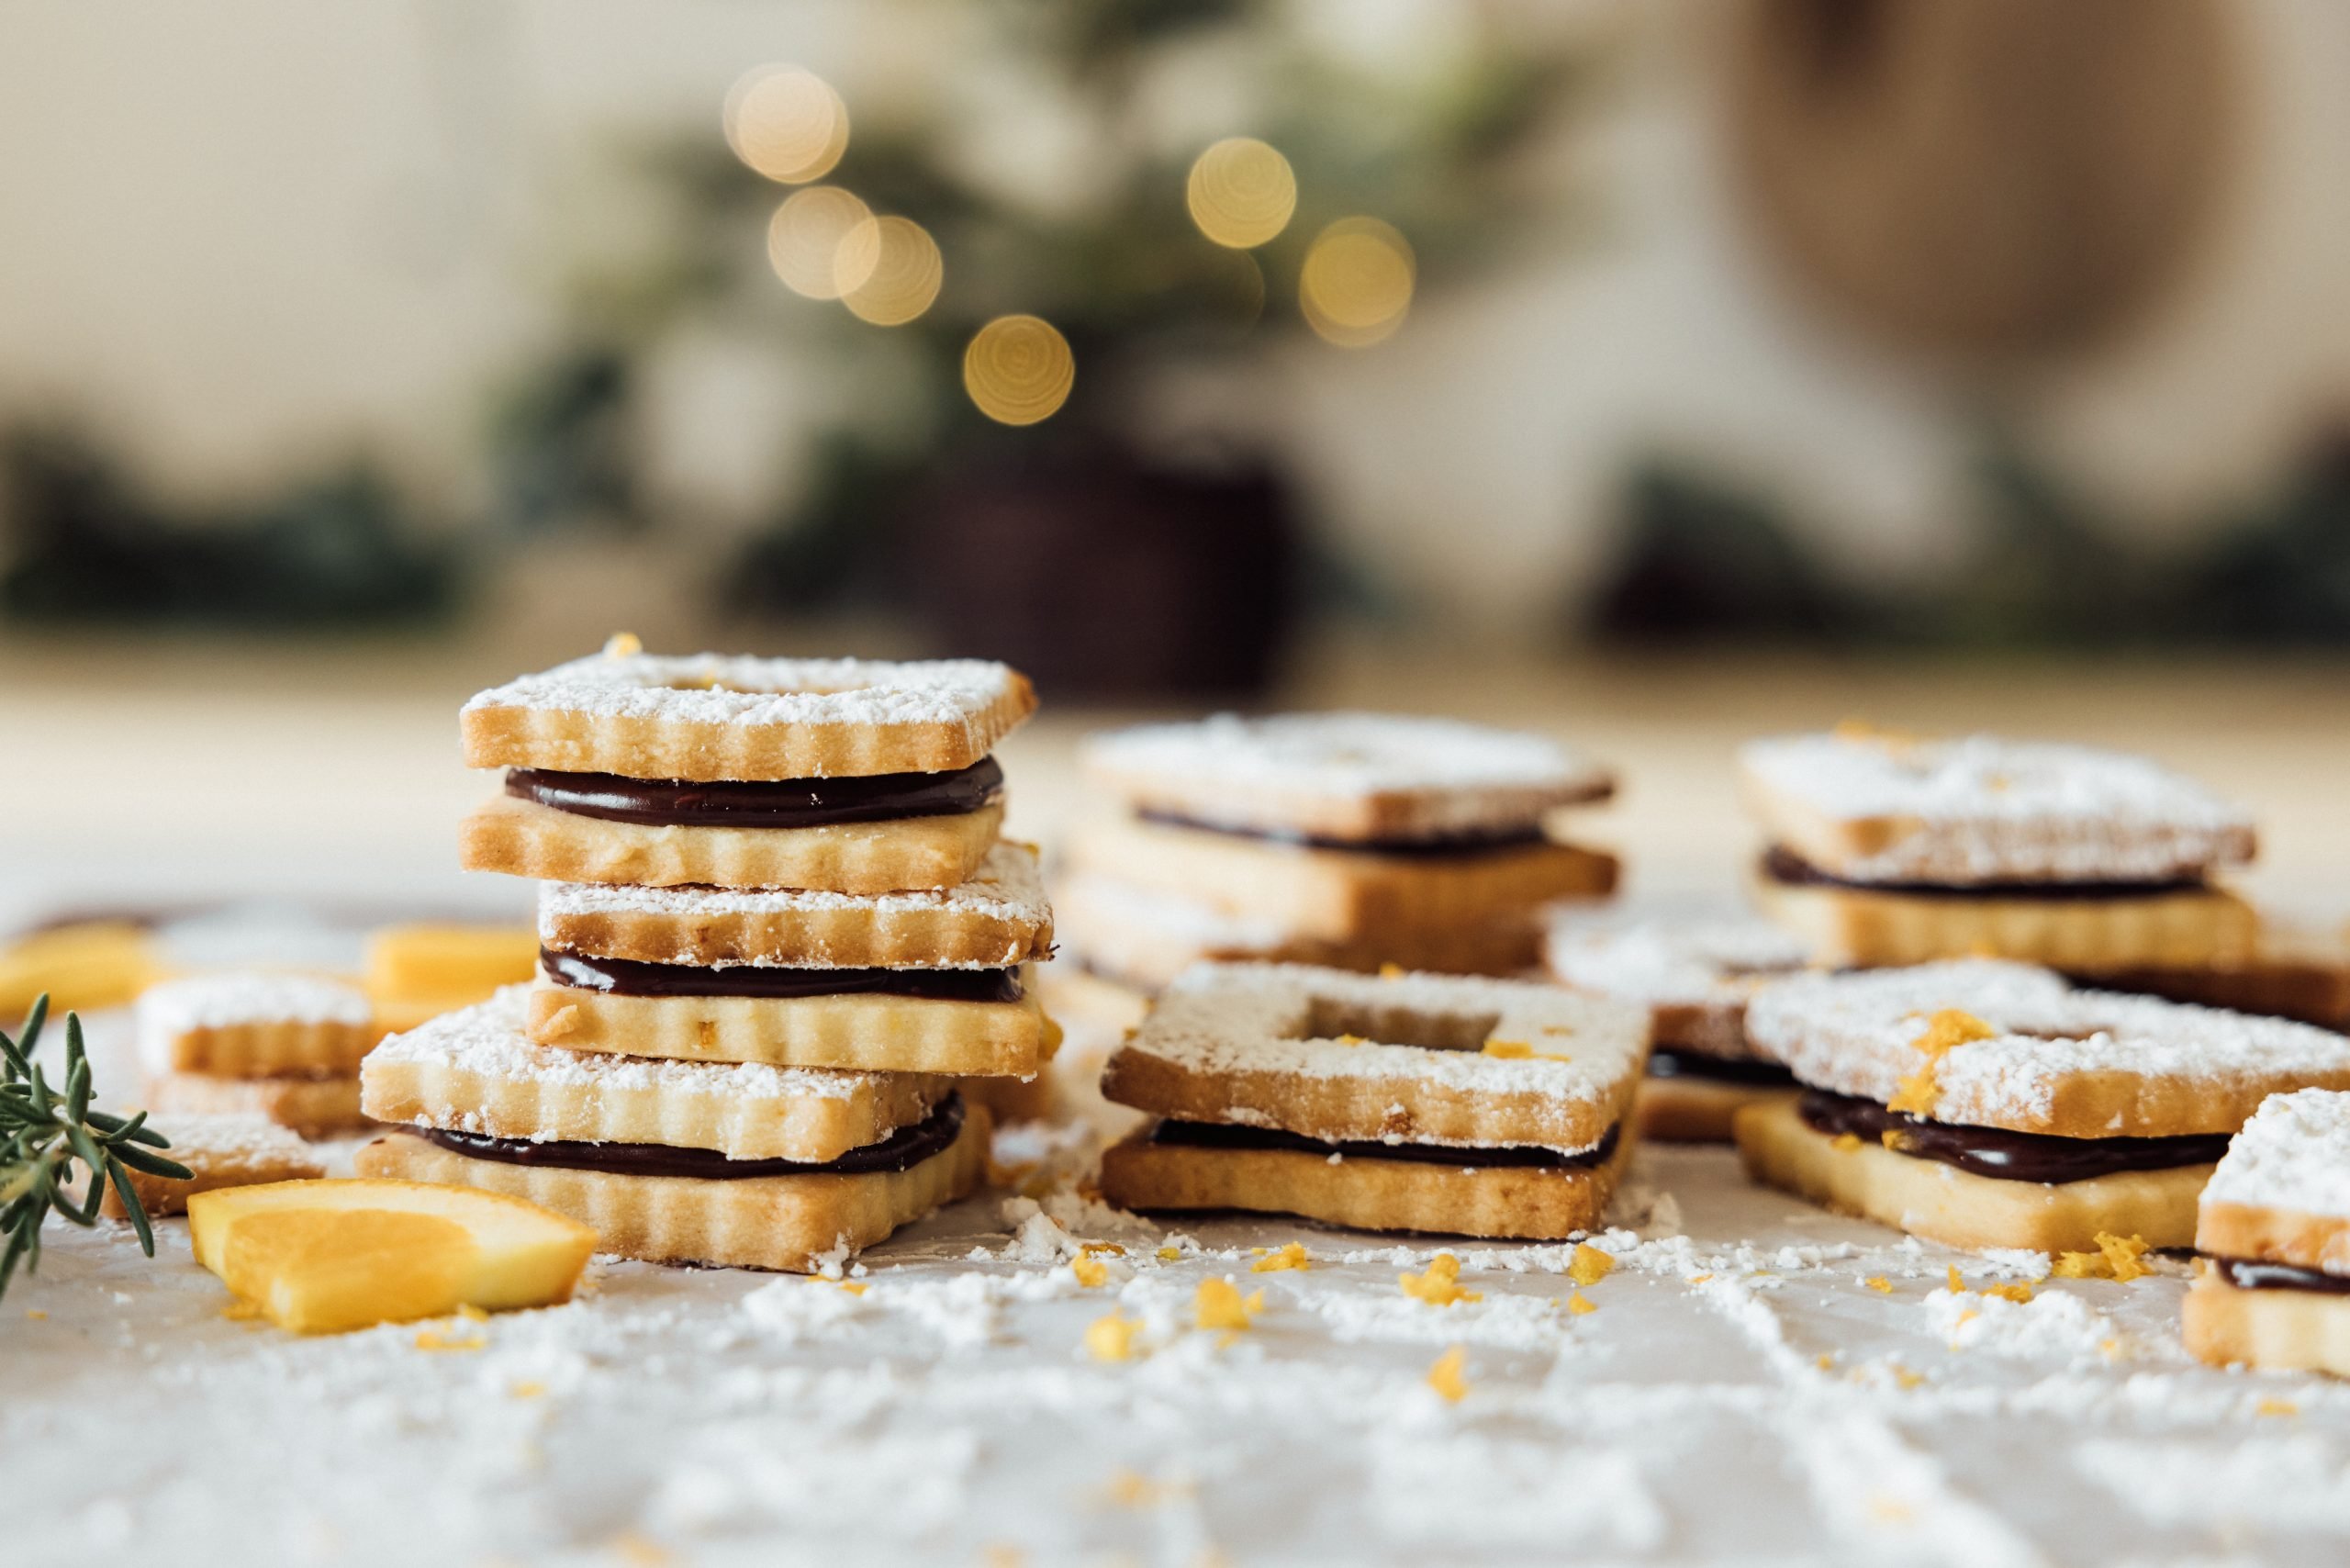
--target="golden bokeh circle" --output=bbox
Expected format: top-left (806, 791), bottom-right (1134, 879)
top-left (1185, 138), bottom-right (1297, 250)
top-left (836, 216), bottom-right (946, 326)
top-left (724, 65), bottom-right (849, 185)
top-left (767, 186), bottom-right (876, 299)
top-left (1299, 217), bottom-right (1416, 346)
top-left (963, 316), bottom-right (1075, 426)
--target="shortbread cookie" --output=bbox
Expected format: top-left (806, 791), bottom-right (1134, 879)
top-left (1101, 963), bottom-right (1647, 1150)
top-left (2186, 1090), bottom-right (2350, 1371)
top-left (1744, 960), bottom-right (2350, 1138)
top-left (365, 923), bottom-right (539, 1032)
top-left (356, 1097), bottom-right (991, 1273)
top-left (1546, 915), bottom-right (1810, 1058)
top-left (1635, 1072), bottom-right (1795, 1145)
top-left (361, 987), bottom-right (948, 1162)
top-left (1081, 711), bottom-right (1613, 843)
top-left (96, 1114), bottom-right (324, 1219)
top-left (1058, 872), bottom-right (1540, 990)
top-left (1740, 730), bottom-right (2256, 885)
top-left (136, 972), bottom-right (380, 1080)
top-left (461, 791), bottom-right (1003, 894)
top-left (1067, 816), bottom-right (1616, 945)
top-left (142, 1071), bottom-right (369, 1139)
top-left (1099, 1117), bottom-right (1631, 1240)
top-left (1751, 850), bottom-right (2256, 969)
top-left (540, 841), bottom-right (1052, 969)
top-left (463, 652), bottom-right (1035, 781)
top-left (529, 970), bottom-right (1046, 1077)
top-left (2084, 920), bottom-right (2350, 1030)
top-left (1733, 1095), bottom-right (2212, 1252)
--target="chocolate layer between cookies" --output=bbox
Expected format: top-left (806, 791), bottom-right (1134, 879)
top-left (1759, 846), bottom-right (2205, 901)
top-left (1147, 1116), bottom-right (1621, 1170)
top-left (540, 948), bottom-right (1024, 1002)
top-left (1796, 1088), bottom-right (2231, 1184)
top-left (509, 757), bottom-right (1003, 829)
top-left (422, 1093), bottom-right (966, 1181)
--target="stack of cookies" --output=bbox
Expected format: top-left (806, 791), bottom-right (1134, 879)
top-left (1739, 727), bottom-right (2350, 1025)
top-left (138, 972), bottom-right (381, 1139)
top-left (1546, 915), bottom-right (1810, 1142)
top-left (1099, 963), bottom-right (1646, 1240)
top-left (1059, 713), bottom-right (1617, 1015)
top-left (358, 648), bottom-right (1053, 1272)
top-left (2187, 1089), bottom-right (2350, 1375)
top-left (1735, 960), bottom-right (2350, 1253)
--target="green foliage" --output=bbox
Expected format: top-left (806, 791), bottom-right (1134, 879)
top-left (1, 994), bottom-right (190, 1302)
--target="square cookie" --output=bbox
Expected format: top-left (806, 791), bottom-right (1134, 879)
top-left (2186, 1090), bottom-right (2350, 1374)
top-left (1082, 711), bottom-right (1613, 843)
top-left (96, 1114), bottom-right (325, 1220)
top-left (136, 972), bottom-right (381, 1080)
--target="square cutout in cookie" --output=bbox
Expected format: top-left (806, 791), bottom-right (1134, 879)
top-left (1298, 995), bottom-right (1501, 1053)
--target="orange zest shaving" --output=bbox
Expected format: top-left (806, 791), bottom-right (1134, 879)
top-left (1566, 1292), bottom-right (1596, 1316)
top-left (1831, 1132), bottom-right (1863, 1153)
top-left (1888, 1009), bottom-right (1998, 1115)
top-left (1251, 1242), bottom-right (1310, 1273)
top-left (1984, 1281), bottom-right (2034, 1305)
top-left (1193, 1278), bottom-right (1262, 1330)
top-left (1157, 1246), bottom-right (1182, 1262)
top-left (1568, 1243), bottom-right (1615, 1287)
top-left (2257, 1398), bottom-right (2299, 1417)
top-left (1084, 1312), bottom-right (1137, 1362)
top-left (1947, 1266), bottom-right (1965, 1294)
top-left (1426, 1345), bottom-right (1469, 1402)
top-left (1398, 1253), bottom-right (1482, 1306)
top-left (1481, 1040), bottom-right (1532, 1059)
top-left (1863, 1276), bottom-right (1893, 1294)
top-left (2053, 1232), bottom-right (2152, 1282)
top-left (1071, 1252), bottom-right (1110, 1289)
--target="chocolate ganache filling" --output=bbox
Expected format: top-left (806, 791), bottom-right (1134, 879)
top-left (2208, 1257), bottom-right (2350, 1295)
top-left (508, 756), bottom-right (1002, 828)
top-left (1136, 809), bottom-right (1549, 857)
top-left (420, 1093), bottom-right (966, 1180)
top-left (1647, 1048), bottom-right (1798, 1089)
top-left (1797, 1089), bottom-right (2230, 1183)
top-left (1148, 1118), bottom-right (1619, 1170)
top-left (542, 947), bottom-right (1023, 1003)
top-left (1760, 845), bottom-right (2203, 900)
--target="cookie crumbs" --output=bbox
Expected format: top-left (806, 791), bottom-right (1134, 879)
top-left (1085, 1313), bottom-right (1137, 1362)
top-left (1863, 1277), bottom-right (1893, 1294)
top-left (1427, 1345), bottom-right (1469, 1403)
top-left (1399, 1253), bottom-right (1482, 1306)
top-left (1566, 1293), bottom-right (1596, 1316)
top-left (1568, 1243), bottom-right (1615, 1287)
top-left (1251, 1242), bottom-right (1311, 1273)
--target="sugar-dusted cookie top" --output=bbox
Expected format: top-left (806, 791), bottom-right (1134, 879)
top-left (2203, 1090), bottom-right (2350, 1224)
top-left (1746, 959), bottom-right (2350, 1138)
top-left (464, 651), bottom-right (1035, 781)
top-left (1081, 711), bottom-right (1613, 843)
top-left (1103, 961), bottom-right (1647, 1151)
top-left (537, 839), bottom-right (1053, 969)
top-left (1740, 730), bottom-right (2255, 885)
top-left (1546, 915), bottom-right (1810, 1010)
top-left (137, 972), bottom-right (372, 1038)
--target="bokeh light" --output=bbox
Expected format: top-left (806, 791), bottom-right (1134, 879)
top-left (767, 186), bottom-right (876, 299)
top-left (836, 216), bottom-right (946, 326)
top-left (1185, 138), bottom-right (1297, 250)
top-left (1299, 218), bottom-right (1416, 347)
top-left (963, 316), bottom-right (1075, 425)
top-left (724, 65), bottom-right (849, 185)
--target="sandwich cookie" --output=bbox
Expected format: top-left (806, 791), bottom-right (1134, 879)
top-left (136, 972), bottom-right (382, 1138)
top-left (1099, 963), bottom-right (1648, 1239)
top-left (1735, 960), bottom-right (2350, 1252)
top-left (357, 989), bottom-right (987, 1272)
top-left (1546, 915), bottom-right (1811, 1142)
top-left (96, 1114), bottom-right (325, 1220)
top-left (1068, 712), bottom-right (1617, 982)
top-left (2188, 1090), bottom-right (2350, 1374)
top-left (460, 650), bottom-right (1035, 892)
top-left (1742, 729), bottom-right (2256, 970)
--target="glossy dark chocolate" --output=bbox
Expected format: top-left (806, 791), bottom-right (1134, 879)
top-left (542, 947), bottom-right (1023, 1002)
top-left (1761, 845), bottom-right (2202, 900)
top-left (2210, 1256), bottom-right (2350, 1295)
top-left (1797, 1089), bottom-right (2229, 1184)
top-left (1148, 1117), bottom-right (1619, 1170)
top-left (507, 756), bottom-right (1002, 828)
top-left (1136, 809), bottom-right (1550, 857)
top-left (1646, 1048), bottom-right (1798, 1089)
top-left (420, 1093), bottom-right (965, 1180)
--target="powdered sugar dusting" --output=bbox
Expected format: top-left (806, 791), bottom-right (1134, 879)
top-left (464, 653), bottom-right (1022, 732)
top-left (1116, 962), bottom-right (1647, 1134)
top-left (540, 841), bottom-right (1048, 955)
top-left (1740, 732), bottom-right (2256, 882)
top-left (136, 971), bottom-right (371, 1036)
top-left (1546, 915), bottom-right (1809, 1009)
top-left (1746, 960), bottom-right (2350, 1130)
top-left (2203, 1089), bottom-right (2350, 1221)
top-left (364, 986), bottom-right (884, 1108)
top-left (139, 1113), bottom-right (318, 1169)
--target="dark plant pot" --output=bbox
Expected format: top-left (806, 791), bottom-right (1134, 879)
top-left (899, 442), bottom-right (1299, 700)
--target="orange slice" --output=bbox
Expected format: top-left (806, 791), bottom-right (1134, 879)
top-left (188, 1178), bottom-right (596, 1333)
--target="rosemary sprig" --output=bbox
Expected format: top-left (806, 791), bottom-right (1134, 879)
top-left (2, 993), bottom-right (190, 1301)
